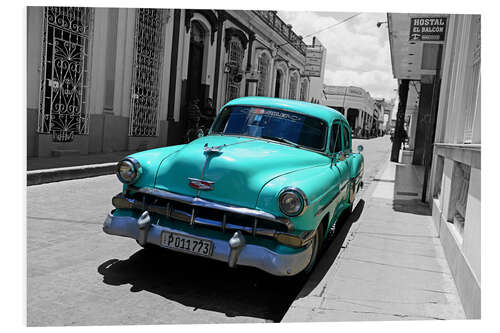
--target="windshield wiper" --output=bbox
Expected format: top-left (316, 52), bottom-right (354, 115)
top-left (261, 135), bottom-right (300, 148)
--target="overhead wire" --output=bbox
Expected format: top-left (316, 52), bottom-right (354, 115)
top-left (277, 13), bottom-right (363, 48)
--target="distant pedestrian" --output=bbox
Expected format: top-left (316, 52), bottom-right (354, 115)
top-left (401, 128), bottom-right (409, 149)
top-left (200, 98), bottom-right (216, 135)
top-left (185, 99), bottom-right (204, 143)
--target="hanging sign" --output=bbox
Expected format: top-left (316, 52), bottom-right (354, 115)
top-left (409, 17), bottom-right (447, 41)
top-left (304, 47), bottom-right (324, 77)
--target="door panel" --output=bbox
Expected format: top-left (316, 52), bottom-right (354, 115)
top-left (343, 123), bottom-right (354, 177)
top-left (330, 121), bottom-right (349, 191)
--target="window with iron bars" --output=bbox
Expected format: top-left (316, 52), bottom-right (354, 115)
top-left (225, 38), bottom-right (244, 103)
top-left (450, 161), bottom-right (471, 239)
top-left (128, 8), bottom-right (166, 137)
top-left (38, 7), bottom-right (94, 142)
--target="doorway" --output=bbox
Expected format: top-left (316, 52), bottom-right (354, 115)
top-left (187, 21), bottom-right (205, 105)
top-left (347, 108), bottom-right (359, 133)
top-left (274, 70), bottom-right (282, 98)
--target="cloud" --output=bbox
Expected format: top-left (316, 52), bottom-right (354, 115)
top-left (278, 10), bottom-right (397, 99)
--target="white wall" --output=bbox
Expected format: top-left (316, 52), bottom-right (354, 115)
top-left (27, 7), bottom-right (43, 110)
top-left (88, 8), bottom-right (108, 116)
top-left (428, 13), bottom-right (481, 319)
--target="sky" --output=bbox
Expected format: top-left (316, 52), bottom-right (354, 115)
top-left (278, 11), bottom-right (398, 100)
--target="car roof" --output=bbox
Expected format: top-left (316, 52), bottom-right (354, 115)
top-left (223, 97), bottom-right (346, 124)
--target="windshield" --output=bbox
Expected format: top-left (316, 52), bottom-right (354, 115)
top-left (211, 105), bottom-right (328, 151)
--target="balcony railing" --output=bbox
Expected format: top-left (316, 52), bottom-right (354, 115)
top-left (253, 10), bottom-right (307, 56)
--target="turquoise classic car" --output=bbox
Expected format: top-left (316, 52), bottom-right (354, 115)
top-left (103, 97), bottom-right (364, 276)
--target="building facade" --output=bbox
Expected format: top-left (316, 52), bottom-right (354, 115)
top-left (388, 13), bottom-right (480, 318)
top-left (323, 85), bottom-right (376, 137)
top-left (27, 7), bottom-right (315, 158)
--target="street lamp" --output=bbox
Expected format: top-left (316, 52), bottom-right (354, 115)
top-left (376, 21), bottom-right (388, 28)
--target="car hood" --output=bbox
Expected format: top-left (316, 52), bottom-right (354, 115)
top-left (154, 135), bottom-right (329, 209)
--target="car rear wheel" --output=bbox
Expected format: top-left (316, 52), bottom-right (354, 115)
top-left (302, 223), bottom-right (324, 275)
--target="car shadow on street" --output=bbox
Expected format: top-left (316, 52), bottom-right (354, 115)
top-left (97, 201), bottom-right (365, 323)
top-left (294, 199), bottom-right (365, 299)
top-left (98, 244), bottom-right (306, 322)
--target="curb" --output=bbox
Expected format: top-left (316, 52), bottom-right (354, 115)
top-left (27, 162), bottom-right (116, 186)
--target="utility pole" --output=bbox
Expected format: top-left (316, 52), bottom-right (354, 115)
top-left (391, 79), bottom-right (410, 162)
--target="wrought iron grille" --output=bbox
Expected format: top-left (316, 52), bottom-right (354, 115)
top-left (129, 9), bottom-right (166, 137)
top-left (225, 39), bottom-right (243, 103)
top-left (38, 7), bottom-right (94, 142)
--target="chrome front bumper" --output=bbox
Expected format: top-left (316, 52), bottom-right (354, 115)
top-left (103, 211), bottom-right (313, 276)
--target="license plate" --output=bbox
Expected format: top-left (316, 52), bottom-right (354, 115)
top-left (160, 231), bottom-right (213, 257)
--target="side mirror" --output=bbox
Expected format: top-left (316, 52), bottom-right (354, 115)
top-left (357, 145), bottom-right (364, 153)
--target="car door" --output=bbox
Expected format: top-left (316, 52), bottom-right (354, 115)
top-left (330, 121), bottom-right (350, 193)
top-left (342, 122), bottom-right (353, 174)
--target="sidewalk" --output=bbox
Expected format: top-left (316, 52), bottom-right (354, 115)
top-left (27, 150), bottom-right (136, 185)
top-left (27, 151), bottom-right (137, 171)
top-left (282, 161), bottom-right (465, 322)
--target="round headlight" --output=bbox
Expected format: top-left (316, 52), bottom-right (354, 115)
top-left (279, 188), bottom-right (307, 217)
top-left (116, 158), bottom-right (141, 184)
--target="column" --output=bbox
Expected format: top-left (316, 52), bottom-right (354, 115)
top-left (391, 79), bottom-right (410, 162)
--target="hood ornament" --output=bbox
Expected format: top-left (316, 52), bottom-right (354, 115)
top-left (203, 143), bottom-right (224, 155)
top-left (188, 177), bottom-right (214, 191)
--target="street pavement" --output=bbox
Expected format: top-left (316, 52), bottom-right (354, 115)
top-left (27, 136), bottom-right (457, 326)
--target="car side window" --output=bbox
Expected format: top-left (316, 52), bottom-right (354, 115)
top-left (329, 122), bottom-right (343, 154)
top-left (343, 124), bottom-right (351, 153)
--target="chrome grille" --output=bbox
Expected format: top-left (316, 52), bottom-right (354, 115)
top-left (113, 188), bottom-right (292, 238)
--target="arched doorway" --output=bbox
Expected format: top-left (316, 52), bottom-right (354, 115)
top-left (274, 69), bottom-right (282, 98)
top-left (187, 21), bottom-right (206, 105)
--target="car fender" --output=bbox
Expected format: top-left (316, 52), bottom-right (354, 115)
top-left (123, 145), bottom-right (185, 189)
top-left (350, 152), bottom-right (364, 180)
top-left (256, 164), bottom-right (345, 234)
